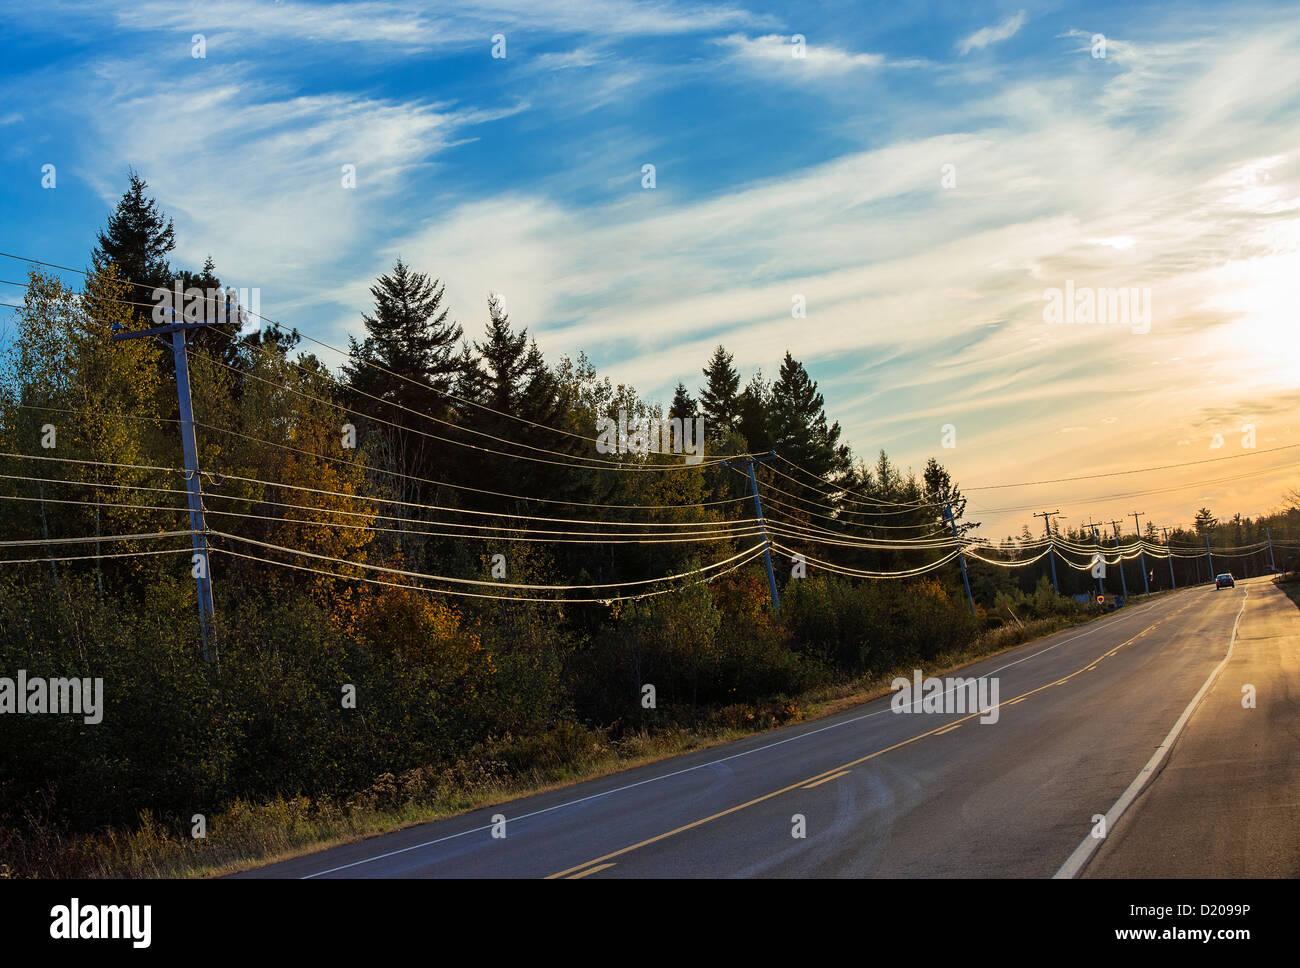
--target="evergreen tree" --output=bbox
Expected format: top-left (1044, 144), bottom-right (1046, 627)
top-left (470, 293), bottom-right (552, 416)
top-left (923, 457), bottom-right (977, 534)
top-left (1194, 507), bottom-right (1218, 535)
top-left (341, 259), bottom-right (464, 519)
top-left (767, 352), bottom-right (849, 480)
top-left (92, 169), bottom-right (175, 319)
top-left (459, 294), bottom-right (576, 510)
top-left (172, 255), bottom-right (246, 369)
top-left (699, 345), bottom-right (741, 435)
top-left (343, 258), bottom-right (463, 415)
top-left (736, 371), bottom-right (772, 452)
top-left (668, 382), bottom-right (697, 421)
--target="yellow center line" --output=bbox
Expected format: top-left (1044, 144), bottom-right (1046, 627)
top-left (934, 723), bottom-right (963, 735)
top-left (566, 863), bottom-right (616, 879)
top-left (801, 769), bottom-right (850, 789)
top-left (546, 604), bottom-right (1190, 879)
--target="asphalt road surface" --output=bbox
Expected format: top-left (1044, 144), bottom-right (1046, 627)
top-left (238, 576), bottom-right (1297, 878)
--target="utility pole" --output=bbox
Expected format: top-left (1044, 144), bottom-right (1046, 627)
top-left (1108, 519), bottom-right (1129, 599)
top-left (723, 451), bottom-right (779, 610)
top-left (1205, 530), bottom-right (1215, 581)
top-left (944, 503), bottom-right (975, 617)
top-left (1266, 527), bottom-right (1276, 572)
top-left (1131, 511), bottom-right (1149, 595)
top-left (112, 304), bottom-right (219, 660)
top-left (1088, 522), bottom-right (1105, 596)
top-left (1033, 509), bottom-right (1061, 594)
top-left (1161, 526), bottom-right (1176, 590)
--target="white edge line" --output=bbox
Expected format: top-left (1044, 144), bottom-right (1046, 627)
top-left (1053, 587), bottom-right (1249, 879)
top-left (299, 592), bottom-right (1181, 878)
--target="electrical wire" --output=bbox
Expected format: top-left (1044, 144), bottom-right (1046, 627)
top-left (0, 547), bottom-right (196, 566)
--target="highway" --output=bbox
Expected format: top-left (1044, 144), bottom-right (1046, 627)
top-left (237, 576), bottom-right (1298, 878)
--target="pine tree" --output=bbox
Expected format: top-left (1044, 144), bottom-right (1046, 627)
top-left (170, 255), bottom-right (247, 369)
top-left (343, 259), bottom-right (463, 416)
top-left (458, 294), bottom-right (574, 509)
top-left (471, 293), bottom-right (550, 415)
top-left (735, 370), bottom-right (771, 452)
top-left (923, 457), bottom-right (977, 534)
top-left (699, 345), bottom-right (740, 434)
top-left (668, 382), bottom-right (697, 421)
top-left (768, 352), bottom-right (849, 480)
top-left (92, 169), bottom-right (176, 318)
top-left (341, 259), bottom-right (464, 520)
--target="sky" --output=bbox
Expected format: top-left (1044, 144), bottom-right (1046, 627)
top-left (0, 0), bottom-right (1297, 538)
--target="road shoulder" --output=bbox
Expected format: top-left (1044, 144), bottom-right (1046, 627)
top-left (1084, 581), bottom-right (1300, 877)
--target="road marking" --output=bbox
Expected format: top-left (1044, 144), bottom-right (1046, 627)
top-left (293, 592), bottom-right (1186, 878)
top-left (802, 770), bottom-right (850, 789)
top-left (1053, 589), bottom-right (1250, 879)
top-left (567, 863), bottom-right (616, 879)
top-left (934, 723), bottom-right (963, 736)
top-left (546, 605), bottom-right (1189, 879)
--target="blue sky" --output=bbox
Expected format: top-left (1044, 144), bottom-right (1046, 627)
top-left (1, 0), bottom-right (1298, 535)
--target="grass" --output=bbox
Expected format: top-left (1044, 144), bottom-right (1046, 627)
top-left (5, 600), bottom-right (1148, 879)
top-left (1273, 571), bottom-right (1300, 610)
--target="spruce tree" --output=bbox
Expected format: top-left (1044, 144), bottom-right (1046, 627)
top-left (341, 259), bottom-right (464, 516)
top-left (699, 345), bottom-right (740, 434)
top-left (471, 293), bottom-right (548, 415)
top-left (668, 382), bottom-right (697, 420)
top-left (459, 294), bottom-right (574, 508)
top-left (768, 351), bottom-right (849, 479)
top-left (736, 371), bottom-right (771, 452)
top-left (343, 258), bottom-right (463, 420)
top-left (923, 457), bottom-right (977, 533)
top-left (92, 169), bottom-right (176, 316)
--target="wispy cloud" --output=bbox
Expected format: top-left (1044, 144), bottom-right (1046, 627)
top-left (716, 33), bottom-right (933, 77)
top-left (959, 10), bottom-right (1028, 55)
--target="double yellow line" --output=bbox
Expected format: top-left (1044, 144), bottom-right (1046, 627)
top-left (551, 599), bottom-right (1197, 879)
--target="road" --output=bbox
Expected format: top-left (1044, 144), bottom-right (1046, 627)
top-left (237, 576), bottom-right (1298, 878)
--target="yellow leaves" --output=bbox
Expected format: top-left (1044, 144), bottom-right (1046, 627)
top-left (347, 579), bottom-right (488, 684)
top-left (913, 578), bottom-right (949, 603)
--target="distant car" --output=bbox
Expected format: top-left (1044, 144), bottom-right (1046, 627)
top-left (1215, 573), bottom-right (1235, 589)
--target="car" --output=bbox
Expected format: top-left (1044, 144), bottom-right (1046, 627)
top-left (1215, 573), bottom-right (1235, 589)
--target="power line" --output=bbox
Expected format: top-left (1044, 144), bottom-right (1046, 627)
top-left (212, 544), bottom-right (769, 604)
top-left (0, 453), bottom-right (759, 531)
top-left (0, 490), bottom-right (761, 545)
top-left (0, 547), bottom-right (196, 566)
top-left (210, 530), bottom-right (768, 595)
top-left (191, 417), bottom-right (748, 513)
